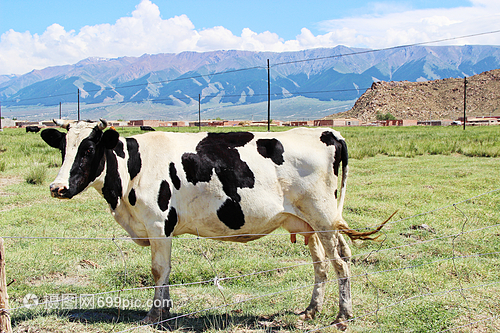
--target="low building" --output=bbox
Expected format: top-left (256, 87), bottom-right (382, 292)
top-left (314, 119), bottom-right (360, 127)
top-left (417, 120), bottom-right (453, 126)
top-left (288, 120), bottom-right (314, 127)
top-left (130, 120), bottom-right (155, 127)
top-left (223, 120), bottom-right (240, 127)
top-left (41, 121), bottom-right (57, 127)
top-left (109, 121), bottom-right (130, 127)
top-left (190, 120), bottom-right (225, 127)
top-left (466, 118), bottom-right (499, 125)
top-left (0, 118), bottom-right (17, 128)
top-left (170, 121), bottom-right (189, 127)
top-left (383, 119), bottom-right (418, 126)
top-left (129, 120), bottom-right (171, 127)
top-left (314, 119), bottom-right (333, 127)
top-left (250, 120), bottom-right (282, 127)
top-left (16, 121), bottom-right (41, 127)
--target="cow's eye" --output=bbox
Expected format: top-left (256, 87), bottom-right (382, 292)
top-left (85, 148), bottom-right (94, 156)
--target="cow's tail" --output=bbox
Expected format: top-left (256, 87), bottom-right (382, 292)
top-left (334, 135), bottom-right (395, 241)
top-left (338, 211), bottom-right (397, 241)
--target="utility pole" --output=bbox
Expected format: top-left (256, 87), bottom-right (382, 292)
top-left (198, 94), bottom-right (201, 131)
top-left (267, 59), bottom-right (271, 132)
top-left (463, 77), bottom-right (467, 130)
top-left (0, 102), bottom-right (2, 132)
top-left (59, 102), bottom-right (62, 119)
top-left (77, 89), bottom-right (80, 121)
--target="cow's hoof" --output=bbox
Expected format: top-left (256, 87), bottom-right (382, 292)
top-left (140, 315), bottom-right (156, 325)
top-left (297, 308), bottom-right (316, 321)
top-left (332, 317), bottom-right (349, 331)
top-left (140, 309), bottom-right (169, 325)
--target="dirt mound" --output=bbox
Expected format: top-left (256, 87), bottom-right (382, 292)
top-left (328, 69), bottom-right (500, 122)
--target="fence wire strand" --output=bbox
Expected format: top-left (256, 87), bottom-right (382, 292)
top-left (0, 188), bottom-right (498, 332)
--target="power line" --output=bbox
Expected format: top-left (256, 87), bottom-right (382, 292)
top-left (0, 66), bottom-right (266, 105)
top-left (8, 86), bottom-right (368, 110)
top-left (2, 29), bottom-right (500, 107)
top-left (272, 29), bottom-right (500, 67)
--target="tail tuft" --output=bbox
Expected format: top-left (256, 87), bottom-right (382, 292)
top-left (338, 211), bottom-right (398, 241)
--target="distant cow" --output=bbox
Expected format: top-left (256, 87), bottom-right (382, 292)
top-left (140, 125), bottom-right (155, 131)
top-left (41, 119), bottom-right (390, 330)
top-left (26, 126), bottom-right (40, 133)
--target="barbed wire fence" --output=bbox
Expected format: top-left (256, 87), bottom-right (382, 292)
top-left (1, 29), bottom-right (500, 332)
top-left (1, 187), bottom-right (499, 332)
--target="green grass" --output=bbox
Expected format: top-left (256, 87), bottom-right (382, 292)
top-left (339, 125), bottom-right (500, 158)
top-left (0, 126), bottom-right (499, 332)
top-left (24, 164), bottom-right (47, 185)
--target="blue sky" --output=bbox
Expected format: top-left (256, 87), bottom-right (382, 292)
top-left (0, 0), bottom-right (499, 75)
top-left (0, 0), bottom-right (472, 40)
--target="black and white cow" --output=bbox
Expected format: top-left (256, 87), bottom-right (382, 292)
top-left (41, 119), bottom-right (388, 330)
top-left (26, 126), bottom-right (41, 133)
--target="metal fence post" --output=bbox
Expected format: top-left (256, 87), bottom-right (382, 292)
top-left (267, 59), bottom-right (271, 132)
top-left (0, 238), bottom-right (12, 333)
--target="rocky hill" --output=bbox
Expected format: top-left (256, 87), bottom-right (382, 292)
top-left (330, 69), bottom-right (500, 122)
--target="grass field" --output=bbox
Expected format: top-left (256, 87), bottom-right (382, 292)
top-left (0, 125), bottom-right (499, 332)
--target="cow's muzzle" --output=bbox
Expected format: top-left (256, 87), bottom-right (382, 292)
top-left (49, 183), bottom-right (70, 198)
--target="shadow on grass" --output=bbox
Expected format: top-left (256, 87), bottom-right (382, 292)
top-left (13, 308), bottom-right (303, 332)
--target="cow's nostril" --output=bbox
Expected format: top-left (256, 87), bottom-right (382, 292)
top-left (50, 184), bottom-right (68, 197)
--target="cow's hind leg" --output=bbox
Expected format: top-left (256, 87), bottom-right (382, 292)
top-left (316, 231), bottom-right (353, 331)
top-left (142, 237), bottom-right (172, 325)
top-left (300, 232), bottom-right (329, 320)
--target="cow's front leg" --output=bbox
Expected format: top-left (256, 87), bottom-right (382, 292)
top-left (142, 237), bottom-right (172, 325)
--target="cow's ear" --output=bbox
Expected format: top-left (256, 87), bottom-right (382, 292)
top-left (102, 129), bottom-right (120, 149)
top-left (41, 128), bottom-right (66, 149)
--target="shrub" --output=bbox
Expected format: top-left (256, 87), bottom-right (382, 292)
top-left (25, 164), bottom-right (47, 185)
top-left (376, 112), bottom-right (397, 120)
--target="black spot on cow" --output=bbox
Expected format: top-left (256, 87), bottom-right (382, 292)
top-left (102, 149), bottom-right (122, 210)
top-left (256, 138), bottom-right (285, 165)
top-left (169, 162), bottom-right (181, 190)
top-left (114, 140), bottom-right (125, 158)
top-left (320, 131), bottom-right (348, 177)
top-left (128, 188), bottom-right (137, 206)
top-left (181, 132), bottom-right (255, 229)
top-left (158, 180), bottom-right (171, 212)
top-left (126, 138), bottom-right (141, 180)
top-left (217, 198), bottom-right (245, 230)
top-left (164, 207), bottom-right (178, 237)
top-left (334, 189), bottom-right (338, 199)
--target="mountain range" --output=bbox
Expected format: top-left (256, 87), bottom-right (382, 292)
top-left (1, 45), bottom-right (500, 120)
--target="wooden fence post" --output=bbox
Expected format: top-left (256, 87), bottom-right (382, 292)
top-left (0, 238), bottom-right (12, 333)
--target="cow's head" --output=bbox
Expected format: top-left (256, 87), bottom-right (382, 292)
top-left (41, 119), bottom-right (119, 199)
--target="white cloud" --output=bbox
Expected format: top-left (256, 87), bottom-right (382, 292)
top-left (316, 1), bottom-right (500, 49)
top-left (1, 0), bottom-right (500, 75)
